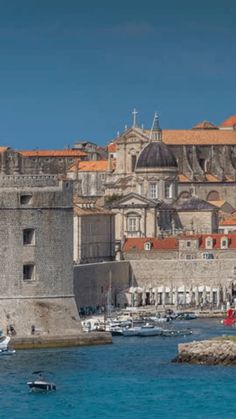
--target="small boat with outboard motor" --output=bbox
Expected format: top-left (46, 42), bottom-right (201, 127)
top-left (27, 371), bottom-right (56, 392)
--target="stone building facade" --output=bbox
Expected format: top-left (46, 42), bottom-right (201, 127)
top-left (122, 234), bottom-right (236, 260)
top-left (73, 198), bottom-right (115, 264)
top-left (0, 147), bottom-right (87, 176)
top-left (106, 114), bottom-right (236, 207)
top-left (0, 175), bottom-right (81, 337)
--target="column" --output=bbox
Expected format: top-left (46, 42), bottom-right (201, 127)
top-left (210, 287), bottom-right (213, 305)
top-left (216, 287), bottom-right (221, 308)
top-left (162, 288), bottom-right (166, 307)
top-left (223, 285), bottom-right (227, 304)
top-left (195, 287), bottom-right (199, 307)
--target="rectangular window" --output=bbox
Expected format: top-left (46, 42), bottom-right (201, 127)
top-left (128, 218), bottom-right (137, 232)
top-left (186, 241), bottom-right (191, 247)
top-left (20, 194), bottom-right (32, 205)
top-left (23, 229), bottom-right (35, 245)
top-left (186, 254), bottom-right (193, 260)
top-left (202, 253), bottom-right (214, 260)
top-left (149, 183), bottom-right (158, 199)
top-left (165, 182), bottom-right (173, 198)
top-left (23, 264), bottom-right (35, 281)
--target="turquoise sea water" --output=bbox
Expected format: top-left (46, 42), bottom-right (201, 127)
top-left (0, 319), bottom-right (236, 419)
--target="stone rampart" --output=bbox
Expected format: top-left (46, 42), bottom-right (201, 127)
top-left (73, 261), bottom-right (130, 310)
top-left (129, 259), bottom-right (236, 287)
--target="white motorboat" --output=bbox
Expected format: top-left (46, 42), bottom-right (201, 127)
top-left (27, 371), bottom-right (56, 392)
top-left (27, 380), bottom-right (56, 392)
top-left (123, 324), bottom-right (163, 337)
top-left (0, 335), bottom-right (10, 350)
top-left (137, 324), bottom-right (163, 337)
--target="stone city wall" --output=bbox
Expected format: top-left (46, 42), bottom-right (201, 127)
top-left (74, 259), bottom-right (236, 309)
top-left (73, 261), bottom-right (130, 311)
top-left (129, 259), bottom-right (236, 287)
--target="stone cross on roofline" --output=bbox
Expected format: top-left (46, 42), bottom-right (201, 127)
top-left (132, 108), bottom-right (138, 128)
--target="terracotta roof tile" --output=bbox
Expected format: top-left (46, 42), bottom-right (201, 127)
top-left (208, 200), bottom-right (226, 208)
top-left (178, 174), bottom-right (190, 182)
top-left (143, 129), bottom-right (236, 145)
top-left (78, 160), bottom-right (108, 172)
top-left (108, 143), bottom-right (117, 152)
top-left (123, 237), bottom-right (178, 251)
top-left (0, 147), bottom-right (9, 153)
top-left (205, 174), bottom-right (220, 182)
top-left (123, 234), bottom-right (236, 251)
top-left (21, 149), bottom-right (87, 157)
top-left (192, 120), bottom-right (218, 130)
top-left (220, 115), bottom-right (236, 127)
top-left (219, 218), bottom-right (236, 226)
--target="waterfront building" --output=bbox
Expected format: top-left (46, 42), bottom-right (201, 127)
top-left (73, 197), bottom-right (115, 264)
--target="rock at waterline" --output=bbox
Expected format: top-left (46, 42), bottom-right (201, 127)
top-left (172, 338), bottom-right (236, 365)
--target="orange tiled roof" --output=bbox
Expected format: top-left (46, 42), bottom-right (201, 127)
top-left (72, 160), bottom-right (108, 172)
top-left (123, 237), bottom-right (178, 251)
top-left (108, 142), bottom-right (117, 152)
top-left (219, 218), bottom-right (236, 226)
top-left (205, 174), bottom-right (220, 182)
top-left (220, 115), bottom-right (236, 127)
top-left (123, 234), bottom-right (236, 251)
top-left (0, 147), bottom-right (9, 153)
top-left (141, 129), bottom-right (236, 145)
top-left (208, 200), bottom-right (226, 208)
top-left (20, 149), bottom-right (87, 157)
top-left (192, 120), bottom-right (218, 130)
top-left (178, 174), bottom-right (190, 182)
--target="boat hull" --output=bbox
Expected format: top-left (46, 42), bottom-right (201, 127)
top-left (27, 381), bottom-right (56, 392)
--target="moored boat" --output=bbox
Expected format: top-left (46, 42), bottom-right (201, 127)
top-left (27, 371), bottom-right (56, 392)
top-left (123, 324), bottom-right (163, 337)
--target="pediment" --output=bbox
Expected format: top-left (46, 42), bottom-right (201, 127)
top-left (108, 192), bottom-right (162, 208)
top-left (116, 128), bottom-right (149, 144)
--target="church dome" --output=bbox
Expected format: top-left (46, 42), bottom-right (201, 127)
top-left (136, 141), bottom-right (177, 169)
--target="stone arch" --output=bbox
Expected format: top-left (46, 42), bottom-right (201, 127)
top-left (178, 191), bottom-right (191, 199)
top-left (207, 190), bottom-right (220, 201)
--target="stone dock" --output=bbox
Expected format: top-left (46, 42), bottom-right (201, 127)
top-left (172, 338), bottom-right (236, 365)
top-left (11, 332), bottom-right (112, 350)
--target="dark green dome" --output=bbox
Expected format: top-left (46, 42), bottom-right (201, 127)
top-left (136, 142), bottom-right (177, 169)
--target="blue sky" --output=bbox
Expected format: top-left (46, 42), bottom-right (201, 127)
top-left (0, 0), bottom-right (235, 149)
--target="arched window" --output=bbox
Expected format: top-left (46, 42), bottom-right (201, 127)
top-left (144, 242), bottom-right (152, 251)
top-left (207, 191), bottom-right (220, 201)
top-left (178, 191), bottom-right (190, 199)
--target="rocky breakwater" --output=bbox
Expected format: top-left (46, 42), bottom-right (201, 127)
top-left (172, 338), bottom-right (236, 365)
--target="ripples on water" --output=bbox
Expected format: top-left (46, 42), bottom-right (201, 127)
top-left (0, 319), bottom-right (235, 419)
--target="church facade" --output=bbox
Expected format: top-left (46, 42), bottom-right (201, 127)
top-left (105, 114), bottom-right (222, 241)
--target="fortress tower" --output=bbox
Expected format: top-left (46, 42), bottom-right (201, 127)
top-left (0, 175), bottom-right (81, 337)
